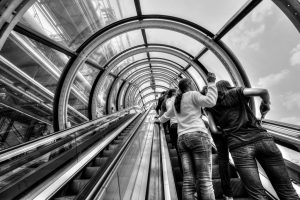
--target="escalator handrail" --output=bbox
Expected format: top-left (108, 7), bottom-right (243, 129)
top-left (159, 124), bottom-right (178, 200)
top-left (83, 109), bottom-right (151, 200)
top-left (0, 106), bottom-right (139, 162)
top-left (263, 119), bottom-right (300, 132)
top-left (0, 113), bottom-right (139, 200)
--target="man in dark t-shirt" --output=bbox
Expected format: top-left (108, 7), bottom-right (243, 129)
top-left (207, 87), bottom-right (271, 150)
top-left (206, 80), bottom-right (299, 200)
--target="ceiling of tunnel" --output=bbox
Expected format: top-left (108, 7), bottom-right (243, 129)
top-left (0, 0), bottom-right (300, 130)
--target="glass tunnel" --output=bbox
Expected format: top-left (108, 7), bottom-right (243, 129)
top-left (0, 0), bottom-right (299, 199)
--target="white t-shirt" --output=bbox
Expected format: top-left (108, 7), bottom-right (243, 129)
top-left (159, 83), bottom-right (217, 137)
top-left (166, 96), bottom-right (177, 125)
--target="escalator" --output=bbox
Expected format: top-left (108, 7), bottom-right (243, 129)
top-left (164, 120), bottom-right (300, 200)
top-left (0, 107), bottom-right (145, 199)
top-left (164, 131), bottom-right (250, 200)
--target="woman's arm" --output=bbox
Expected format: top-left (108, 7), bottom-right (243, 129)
top-left (206, 111), bottom-right (222, 134)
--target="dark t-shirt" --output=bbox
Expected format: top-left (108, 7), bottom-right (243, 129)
top-left (206, 87), bottom-right (272, 150)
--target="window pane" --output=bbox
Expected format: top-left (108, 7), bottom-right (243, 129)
top-left (222, 0), bottom-right (300, 125)
top-left (150, 52), bottom-right (187, 66)
top-left (97, 75), bottom-right (114, 116)
top-left (187, 67), bottom-right (206, 90)
top-left (21, 0), bottom-right (136, 50)
top-left (89, 31), bottom-right (144, 68)
top-left (146, 29), bottom-right (204, 56)
top-left (141, 0), bottom-right (247, 33)
top-left (199, 51), bottom-right (233, 85)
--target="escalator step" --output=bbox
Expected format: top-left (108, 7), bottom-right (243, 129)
top-left (165, 135), bottom-right (171, 142)
top-left (54, 196), bottom-right (76, 200)
top-left (117, 136), bottom-right (126, 140)
top-left (109, 144), bottom-right (118, 150)
top-left (94, 157), bottom-right (108, 166)
top-left (213, 178), bottom-right (248, 198)
top-left (212, 154), bottom-right (218, 165)
top-left (70, 179), bottom-right (89, 194)
top-left (103, 149), bottom-right (114, 157)
top-left (81, 167), bottom-right (99, 179)
top-left (171, 157), bottom-right (179, 168)
top-left (113, 139), bottom-right (123, 144)
top-left (167, 143), bottom-right (173, 149)
top-left (173, 167), bottom-right (183, 181)
top-left (169, 149), bottom-right (178, 157)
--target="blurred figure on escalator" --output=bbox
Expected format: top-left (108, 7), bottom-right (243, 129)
top-left (206, 80), bottom-right (299, 200)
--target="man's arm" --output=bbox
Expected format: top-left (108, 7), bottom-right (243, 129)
top-left (206, 111), bottom-right (222, 134)
top-left (243, 88), bottom-right (270, 104)
top-left (243, 88), bottom-right (271, 116)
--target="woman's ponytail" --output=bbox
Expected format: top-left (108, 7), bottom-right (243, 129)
top-left (174, 92), bottom-right (183, 113)
top-left (174, 78), bottom-right (193, 113)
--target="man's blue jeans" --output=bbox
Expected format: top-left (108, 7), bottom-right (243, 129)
top-left (178, 132), bottom-right (215, 200)
top-left (231, 138), bottom-right (299, 200)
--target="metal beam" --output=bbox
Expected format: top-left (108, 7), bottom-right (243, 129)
top-left (54, 17), bottom-right (248, 130)
top-left (90, 46), bottom-right (207, 119)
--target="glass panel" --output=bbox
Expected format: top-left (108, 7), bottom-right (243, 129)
top-left (21, 0), bottom-right (137, 50)
top-left (73, 63), bottom-right (100, 98)
top-left (222, 0), bottom-right (300, 125)
top-left (155, 80), bottom-right (170, 88)
top-left (1, 33), bottom-right (69, 94)
top-left (111, 53), bottom-right (148, 74)
top-left (152, 65), bottom-right (182, 73)
top-left (140, 82), bottom-right (150, 91)
top-left (143, 95), bottom-right (155, 103)
top-left (199, 51), bottom-right (233, 85)
top-left (141, 88), bottom-right (155, 97)
top-left (123, 64), bottom-right (149, 78)
top-left (156, 87), bottom-right (167, 93)
top-left (149, 52), bottom-right (188, 66)
top-left (97, 75), bottom-right (114, 116)
top-left (110, 81), bottom-right (122, 112)
top-left (119, 83), bottom-right (130, 109)
top-left (68, 92), bottom-right (88, 119)
top-left (89, 31), bottom-right (144, 68)
top-left (141, 0), bottom-right (247, 33)
top-left (146, 29), bottom-right (204, 56)
top-left (187, 67), bottom-right (206, 90)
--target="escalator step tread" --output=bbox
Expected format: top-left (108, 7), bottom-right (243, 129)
top-left (54, 196), bottom-right (76, 200)
top-left (82, 167), bottom-right (99, 178)
top-left (173, 167), bottom-right (183, 181)
top-left (94, 157), bottom-right (108, 166)
top-left (212, 154), bottom-right (218, 165)
top-left (169, 149), bottom-right (178, 157)
top-left (103, 149), bottom-right (114, 156)
top-left (171, 157), bottom-right (179, 168)
top-left (109, 144), bottom-right (119, 150)
top-left (71, 179), bottom-right (89, 194)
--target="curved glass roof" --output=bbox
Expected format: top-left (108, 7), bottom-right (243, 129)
top-left (0, 0), bottom-right (299, 133)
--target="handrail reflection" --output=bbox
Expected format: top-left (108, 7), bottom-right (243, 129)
top-left (0, 106), bottom-right (140, 162)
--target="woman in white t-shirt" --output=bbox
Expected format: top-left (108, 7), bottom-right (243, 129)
top-left (158, 74), bottom-right (217, 200)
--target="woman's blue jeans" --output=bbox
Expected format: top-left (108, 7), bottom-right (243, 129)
top-left (178, 132), bottom-right (215, 200)
top-left (231, 138), bottom-right (300, 200)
